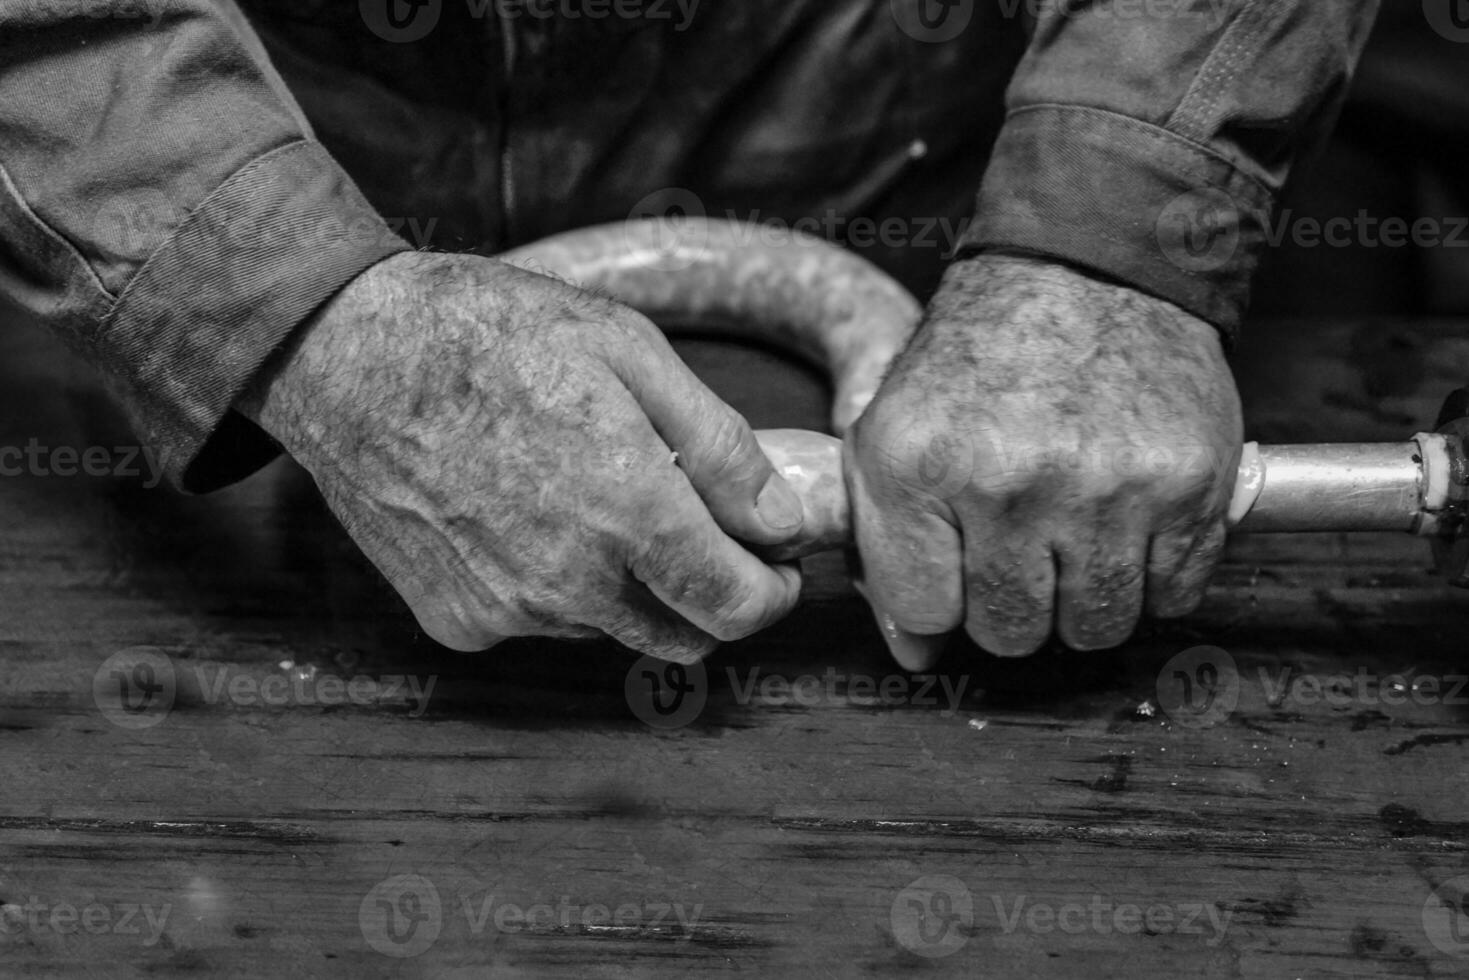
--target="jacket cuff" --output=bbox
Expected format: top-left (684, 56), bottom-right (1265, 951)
top-left (959, 104), bottom-right (1278, 341)
top-left (100, 139), bottom-right (410, 492)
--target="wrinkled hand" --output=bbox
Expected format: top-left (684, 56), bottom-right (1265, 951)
top-left (242, 251), bottom-right (808, 661)
top-left (848, 255), bottom-right (1242, 667)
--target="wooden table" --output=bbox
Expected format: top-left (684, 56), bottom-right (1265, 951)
top-left (2, 316), bottom-right (1469, 978)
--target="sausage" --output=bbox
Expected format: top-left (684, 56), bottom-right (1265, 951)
top-left (752, 429), bottom-right (849, 561)
top-left (499, 217), bottom-right (923, 559)
top-left (498, 217), bottom-right (923, 436)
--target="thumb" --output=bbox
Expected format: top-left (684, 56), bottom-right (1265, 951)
top-left (615, 329), bottom-right (805, 547)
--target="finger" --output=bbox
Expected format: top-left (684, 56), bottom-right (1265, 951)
top-left (627, 481), bottom-right (804, 643)
top-left (1054, 521), bottom-right (1149, 652)
top-left (582, 586), bottom-right (723, 665)
top-left (615, 331), bottom-right (805, 546)
top-left (963, 533), bottom-right (1056, 658)
top-left (853, 579), bottom-right (950, 672)
top-left (1147, 519), bottom-right (1227, 618)
top-left (411, 606), bottom-right (600, 653)
top-left (847, 451), bottom-right (963, 671)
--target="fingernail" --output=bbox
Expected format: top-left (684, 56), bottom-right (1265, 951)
top-left (854, 580), bottom-right (947, 671)
top-left (756, 474), bottom-right (804, 532)
top-left (876, 612), bottom-right (948, 672)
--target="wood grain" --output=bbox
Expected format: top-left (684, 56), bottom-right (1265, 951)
top-left (2, 320), bottom-right (1469, 978)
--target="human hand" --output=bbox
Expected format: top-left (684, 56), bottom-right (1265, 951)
top-left (242, 251), bottom-right (809, 661)
top-left (848, 255), bottom-right (1242, 667)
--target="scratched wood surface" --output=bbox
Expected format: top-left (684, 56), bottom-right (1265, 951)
top-left (3, 316), bottom-right (1469, 978)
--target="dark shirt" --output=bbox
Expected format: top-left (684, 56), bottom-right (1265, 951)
top-left (0, 0), bottom-right (1381, 489)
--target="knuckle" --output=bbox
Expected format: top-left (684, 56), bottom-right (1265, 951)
top-left (1059, 553), bottom-right (1146, 649)
top-left (1150, 524), bottom-right (1225, 617)
top-left (690, 407), bottom-right (762, 485)
top-left (415, 613), bottom-right (503, 653)
top-left (648, 633), bottom-right (720, 665)
top-left (628, 528), bottom-right (690, 587)
top-left (1152, 587), bottom-right (1206, 620)
top-left (598, 608), bottom-right (652, 651)
top-left (412, 592), bottom-right (537, 652)
top-left (628, 528), bottom-right (777, 639)
top-left (704, 579), bottom-right (768, 642)
top-left (965, 565), bottom-right (1053, 656)
top-left (600, 608), bottom-right (684, 657)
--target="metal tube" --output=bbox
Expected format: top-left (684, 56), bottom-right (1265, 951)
top-left (1236, 443), bottom-right (1425, 533)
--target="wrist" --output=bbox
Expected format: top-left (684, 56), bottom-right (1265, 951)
top-left (237, 255), bottom-right (398, 463)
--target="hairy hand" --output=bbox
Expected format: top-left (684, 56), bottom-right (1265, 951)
top-left (848, 255), bottom-right (1242, 667)
top-left (242, 251), bottom-right (808, 661)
